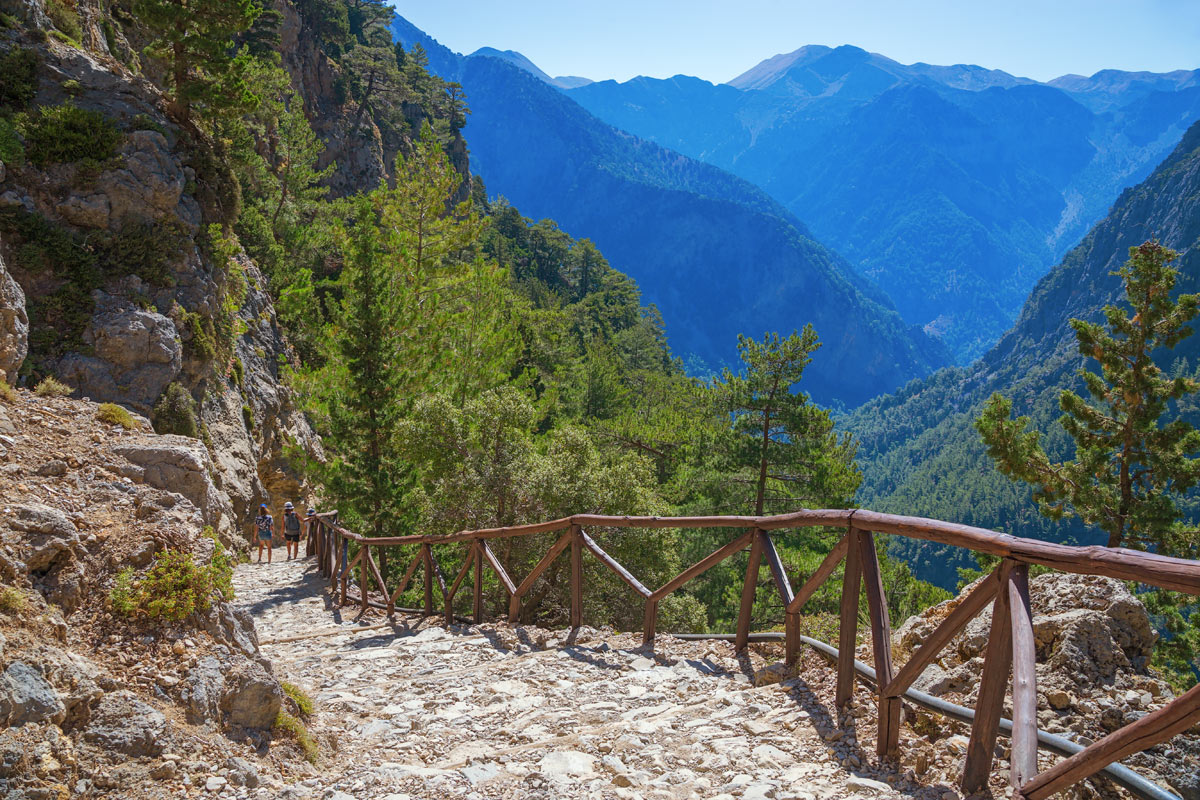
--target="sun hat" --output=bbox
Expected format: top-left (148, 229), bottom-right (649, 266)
top-left (284, 501), bottom-right (294, 510)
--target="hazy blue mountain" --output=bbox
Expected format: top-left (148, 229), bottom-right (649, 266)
top-left (566, 45), bottom-right (1200, 362)
top-left (392, 17), bottom-right (949, 406)
top-left (844, 121), bottom-right (1200, 588)
top-left (469, 47), bottom-right (592, 89)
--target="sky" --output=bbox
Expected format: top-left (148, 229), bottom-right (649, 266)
top-left (392, 0), bottom-right (1200, 85)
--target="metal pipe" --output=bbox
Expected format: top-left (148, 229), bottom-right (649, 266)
top-left (666, 631), bottom-right (1181, 800)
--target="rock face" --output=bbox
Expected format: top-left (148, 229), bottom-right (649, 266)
top-left (58, 292), bottom-right (183, 413)
top-left (112, 435), bottom-right (235, 538)
top-left (0, 244), bottom-right (27, 385)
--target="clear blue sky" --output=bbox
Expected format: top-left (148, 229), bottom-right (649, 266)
top-left (392, 1), bottom-right (1200, 84)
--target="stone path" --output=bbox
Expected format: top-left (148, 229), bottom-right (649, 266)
top-left (234, 557), bottom-right (952, 800)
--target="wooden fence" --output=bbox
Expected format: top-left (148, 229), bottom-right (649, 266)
top-left (302, 508), bottom-right (1200, 799)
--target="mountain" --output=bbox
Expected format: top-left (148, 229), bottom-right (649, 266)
top-left (843, 120), bottom-right (1200, 588)
top-left (566, 46), bottom-right (1200, 362)
top-left (469, 47), bottom-right (592, 89)
top-left (393, 18), bottom-right (949, 406)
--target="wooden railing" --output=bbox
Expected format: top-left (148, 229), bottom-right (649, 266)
top-left (302, 509), bottom-right (1200, 800)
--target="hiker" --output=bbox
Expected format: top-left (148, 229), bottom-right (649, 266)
top-left (283, 501), bottom-right (302, 560)
top-left (255, 503), bottom-right (274, 563)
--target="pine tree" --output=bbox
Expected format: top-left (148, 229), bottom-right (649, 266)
top-left (976, 241), bottom-right (1200, 551)
top-left (133, 0), bottom-right (263, 125)
top-left (722, 327), bottom-right (861, 515)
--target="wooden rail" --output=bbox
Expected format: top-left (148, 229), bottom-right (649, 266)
top-left (302, 508), bottom-right (1200, 799)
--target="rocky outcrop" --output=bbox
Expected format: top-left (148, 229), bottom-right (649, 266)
top-left (5, 503), bottom-right (80, 573)
top-left (894, 572), bottom-right (1198, 800)
top-left (0, 244), bottom-right (27, 385)
top-left (112, 435), bottom-right (235, 539)
top-left (0, 661), bottom-right (66, 726)
top-left (83, 690), bottom-right (166, 757)
top-left (180, 652), bottom-right (281, 731)
top-left (58, 292), bottom-right (183, 413)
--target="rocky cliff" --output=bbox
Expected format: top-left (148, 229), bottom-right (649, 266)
top-left (0, 2), bottom-right (322, 530)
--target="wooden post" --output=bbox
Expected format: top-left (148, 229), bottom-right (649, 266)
top-left (961, 559), bottom-right (1015, 794)
top-left (339, 536), bottom-right (349, 606)
top-left (836, 528), bottom-right (863, 708)
top-left (858, 529), bottom-right (900, 758)
top-left (1008, 563), bottom-right (1038, 789)
top-left (359, 543), bottom-right (369, 614)
top-left (569, 524), bottom-right (583, 629)
top-left (473, 539), bottom-right (484, 623)
top-left (642, 598), bottom-right (658, 647)
top-left (421, 543), bottom-right (434, 615)
top-left (445, 544), bottom-right (475, 626)
top-left (508, 530), bottom-right (572, 622)
top-left (735, 530), bottom-right (765, 652)
top-left (785, 611), bottom-right (801, 665)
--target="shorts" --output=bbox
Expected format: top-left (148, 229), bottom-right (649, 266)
top-left (284, 533), bottom-right (300, 542)
top-left (257, 532), bottom-right (273, 542)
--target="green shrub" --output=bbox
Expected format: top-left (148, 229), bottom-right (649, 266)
top-left (274, 710), bottom-right (318, 764)
top-left (0, 585), bottom-right (28, 614)
top-left (97, 402), bottom-right (136, 429)
top-left (0, 47), bottom-right (39, 110)
top-left (130, 113), bottom-right (166, 135)
top-left (21, 103), bottom-right (121, 166)
top-left (108, 567), bottom-right (136, 615)
top-left (61, 79), bottom-right (81, 96)
top-left (0, 12), bottom-right (20, 29)
top-left (101, 218), bottom-right (184, 286)
top-left (242, 403), bottom-right (254, 431)
top-left (0, 381), bottom-right (15, 403)
top-left (44, 0), bottom-right (81, 42)
top-left (109, 533), bottom-right (234, 622)
top-left (0, 118), bottom-right (22, 167)
top-left (230, 356), bottom-right (245, 388)
top-left (281, 682), bottom-right (314, 716)
top-left (34, 376), bottom-right (72, 397)
top-left (152, 382), bottom-right (199, 438)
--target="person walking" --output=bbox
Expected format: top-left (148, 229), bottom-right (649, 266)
top-left (282, 501), bottom-right (302, 560)
top-left (255, 503), bottom-right (274, 563)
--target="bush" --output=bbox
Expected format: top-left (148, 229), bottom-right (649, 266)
top-left (0, 381), bottom-right (15, 403)
top-left (230, 356), bottom-right (245, 388)
top-left (44, 0), bottom-right (81, 42)
top-left (152, 382), bottom-right (199, 438)
top-left (0, 117), bottom-right (25, 166)
top-left (242, 403), bottom-right (254, 431)
top-left (97, 402), bottom-right (136, 429)
top-left (0, 585), bottom-right (28, 614)
top-left (0, 47), bottom-right (39, 110)
top-left (274, 710), bottom-right (318, 764)
top-left (21, 103), bottom-right (121, 166)
top-left (34, 376), bottom-right (72, 397)
top-left (101, 218), bottom-right (184, 287)
top-left (281, 682), bottom-right (314, 716)
top-left (109, 532), bottom-right (234, 622)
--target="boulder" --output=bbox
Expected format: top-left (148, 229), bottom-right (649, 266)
top-left (57, 292), bottom-right (182, 413)
top-left (111, 435), bottom-right (233, 536)
top-left (83, 690), bottom-right (166, 756)
top-left (180, 653), bottom-right (281, 731)
top-left (5, 503), bottom-right (80, 571)
top-left (0, 243), bottom-right (28, 385)
top-left (0, 662), bottom-right (65, 726)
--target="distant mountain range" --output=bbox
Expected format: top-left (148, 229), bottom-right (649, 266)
top-left (548, 46), bottom-right (1200, 361)
top-left (844, 120), bottom-right (1200, 587)
top-left (393, 18), bottom-right (949, 407)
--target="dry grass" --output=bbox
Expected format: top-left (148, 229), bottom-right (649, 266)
top-left (0, 381), bottom-right (15, 403)
top-left (96, 402), bottom-right (136, 429)
top-left (273, 710), bottom-right (319, 764)
top-left (34, 376), bottom-right (72, 398)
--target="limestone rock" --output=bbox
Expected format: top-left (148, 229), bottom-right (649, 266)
top-left (180, 653), bottom-right (281, 731)
top-left (83, 690), bottom-right (166, 756)
top-left (58, 192), bottom-right (111, 229)
top-left (95, 131), bottom-right (186, 225)
top-left (58, 292), bottom-right (182, 413)
top-left (0, 243), bottom-right (27, 385)
top-left (5, 503), bottom-right (80, 571)
top-left (112, 435), bottom-right (233, 536)
top-left (0, 662), bottom-right (66, 726)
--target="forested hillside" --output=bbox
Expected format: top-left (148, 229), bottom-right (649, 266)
top-left (846, 120), bottom-right (1200, 588)
top-left (566, 46), bottom-right (1200, 361)
top-left (390, 17), bottom-right (949, 407)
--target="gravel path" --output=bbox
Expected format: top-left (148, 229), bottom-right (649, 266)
top-left (234, 557), bottom-right (958, 800)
